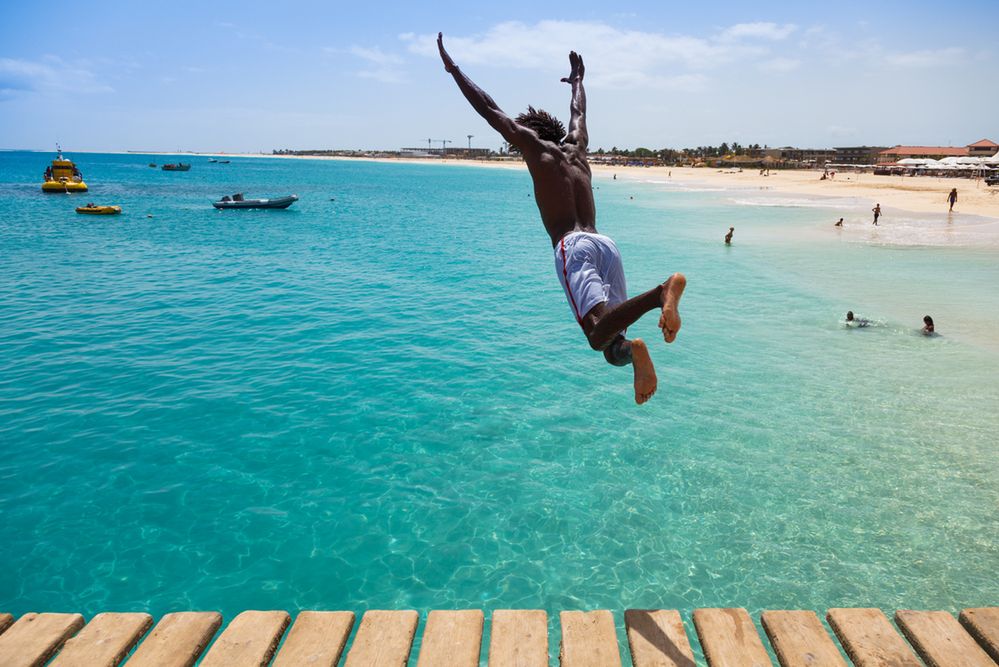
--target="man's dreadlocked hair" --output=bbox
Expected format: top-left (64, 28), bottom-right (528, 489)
top-left (516, 106), bottom-right (566, 144)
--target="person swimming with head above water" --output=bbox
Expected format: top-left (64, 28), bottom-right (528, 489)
top-left (845, 311), bottom-right (871, 327)
top-left (922, 315), bottom-right (935, 335)
top-left (438, 32), bottom-right (685, 405)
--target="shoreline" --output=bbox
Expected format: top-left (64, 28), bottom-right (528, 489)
top-left (234, 152), bottom-right (999, 221)
top-left (17, 148), bottom-right (999, 221)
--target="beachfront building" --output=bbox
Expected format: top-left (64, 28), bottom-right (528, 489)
top-left (832, 146), bottom-right (888, 165)
top-left (967, 138), bottom-right (999, 158)
top-left (763, 147), bottom-right (837, 167)
top-left (877, 145), bottom-right (969, 164)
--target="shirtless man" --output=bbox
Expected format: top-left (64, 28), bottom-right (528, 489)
top-left (724, 227), bottom-right (734, 244)
top-left (437, 33), bottom-right (685, 404)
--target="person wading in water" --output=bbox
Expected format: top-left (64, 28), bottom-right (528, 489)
top-left (437, 33), bottom-right (685, 404)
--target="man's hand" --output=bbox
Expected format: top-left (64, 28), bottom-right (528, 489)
top-left (438, 32), bottom-right (457, 73)
top-left (560, 51), bottom-right (584, 84)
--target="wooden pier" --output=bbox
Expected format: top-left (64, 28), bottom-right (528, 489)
top-left (0, 606), bottom-right (995, 666)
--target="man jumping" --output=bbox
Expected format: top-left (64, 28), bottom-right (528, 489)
top-left (438, 33), bottom-right (685, 404)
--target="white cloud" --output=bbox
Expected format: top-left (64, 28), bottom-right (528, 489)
top-left (350, 46), bottom-right (404, 67)
top-left (348, 46), bottom-right (405, 84)
top-left (759, 57), bottom-right (800, 73)
top-left (718, 22), bottom-right (797, 42)
top-left (0, 56), bottom-right (113, 98)
top-left (405, 20), bottom-right (800, 91)
top-left (885, 47), bottom-right (965, 67)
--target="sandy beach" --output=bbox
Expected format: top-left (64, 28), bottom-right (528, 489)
top-left (609, 165), bottom-right (999, 219)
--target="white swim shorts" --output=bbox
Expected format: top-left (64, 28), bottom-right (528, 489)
top-left (554, 231), bottom-right (628, 324)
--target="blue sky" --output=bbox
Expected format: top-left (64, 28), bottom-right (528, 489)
top-left (1, 1), bottom-right (996, 153)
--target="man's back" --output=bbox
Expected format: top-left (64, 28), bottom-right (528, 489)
top-left (523, 144), bottom-right (596, 246)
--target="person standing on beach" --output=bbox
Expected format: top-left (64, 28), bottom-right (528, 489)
top-left (947, 188), bottom-right (958, 212)
top-left (872, 203), bottom-right (882, 225)
top-left (724, 227), bottom-right (734, 244)
top-left (437, 33), bottom-right (685, 405)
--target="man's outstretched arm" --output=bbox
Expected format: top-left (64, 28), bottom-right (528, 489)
top-left (561, 51), bottom-right (588, 150)
top-left (437, 33), bottom-right (536, 150)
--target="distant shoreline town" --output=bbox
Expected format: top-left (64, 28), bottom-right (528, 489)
top-left (271, 138), bottom-right (998, 174)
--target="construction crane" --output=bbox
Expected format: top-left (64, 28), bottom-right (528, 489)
top-left (427, 139), bottom-right (452, 152)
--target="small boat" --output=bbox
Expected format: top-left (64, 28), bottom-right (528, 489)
top-left (213, 193), bottom-right (298, 209)
top-left (148, 163), bottom-right (157, 168)
top-left (218, 160), bottom-right (231, 164)
top-left (162, 163), bottom-right (191, 171)
top-left (76, 204), bottom-right (122, 215)
top-left (42, 146), bottom-right (88, 193)
top-left (208, 158), bottom-right (218, 163)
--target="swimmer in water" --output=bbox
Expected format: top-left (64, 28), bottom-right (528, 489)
top-left (845, 311), bottom-right (871, 328)
top-left (835, 217), bottom-right (843, 227)
top-left (922, 315), bottom-right (935, 335)
top-left (724, 227), bottom-right (734, 244)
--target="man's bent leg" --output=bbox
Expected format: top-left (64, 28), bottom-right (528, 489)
top-left (658, 273), bottom-right (686, 343)
top-left (631, 339), bottom-right (657, 404)
top-left (581, 272), bottom-right (687, 350)
top-left (603, 335), bottom-right (633, 366)
top-left (600, 334), bottom-right (657, 404)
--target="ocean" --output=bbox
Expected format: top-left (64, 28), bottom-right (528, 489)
top-left (1, 151), bottom-right (997, 656)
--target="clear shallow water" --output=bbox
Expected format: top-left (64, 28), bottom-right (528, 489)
top-left (1, 153), bottom-right (997, 654)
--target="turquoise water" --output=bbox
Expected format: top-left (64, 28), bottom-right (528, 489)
top-left (1, 153), bottom-right (997, 650)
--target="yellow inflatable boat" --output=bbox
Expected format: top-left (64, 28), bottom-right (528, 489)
top-left (76, 204), bottom-right (121, 215)
top-left (42, 148), bottom-right (88, 193)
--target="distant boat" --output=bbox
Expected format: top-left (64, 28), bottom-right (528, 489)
top-left (213, 193), bottom-right (298, 209)
top-left (148, 163), bottom-right (157, 168)
top-left (218, 160), bottom-right (231, 164)
top-left (42, 146), bottom-right (88, 193)
top-left (208, 158), bottom-right (218, 163)
top-left (162, 163), bottom-right (191, 171)
top-left (76, 204), bottom-right (121, 215)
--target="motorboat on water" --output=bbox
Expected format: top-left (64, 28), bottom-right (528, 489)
top-left (213, 193), bottom-right (298, 209)
top-left (76, 204), bottom-right (121, 215)
top-left (42, 147), bottom-right (88, 192)
top-left (162, 163), bottom-right (191, 171)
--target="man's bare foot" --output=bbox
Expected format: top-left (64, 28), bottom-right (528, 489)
top-left (631, 339), bottom-right (657, 404)
top-left (658, 272), bottom-right (686, 343)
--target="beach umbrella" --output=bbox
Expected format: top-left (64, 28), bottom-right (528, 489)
top-left (897, 158), bottom-right (926, 165)
top-left (939, 157), bottom-right (962, 165)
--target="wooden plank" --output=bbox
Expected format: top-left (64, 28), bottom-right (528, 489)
top-left (826, 608), bottom-right (920, 667)
top-left (895, 610), bottom-right (994, 667)
top-left (199, 610), bottom-right (290, 667)
top-left (124, 611), bottom-right (222, 667)
top-left (761, 611), bottom-right (847, 667)
top-left (0, 612), bottom-right (85, 667)
top-left (50, 612), bottom-right (153, 667)
top-left (272, 611), bottom-right (355, 667)
top-left (416, 610), bottom-right (483, 667)
top-left (625, 609), bottom-right (696, 667)
top-left (343, 610), bottom-right (419, 667)
top-left (693, 608), bottom-right (772, 667)
top-left (0, 613), bottom-right (13, 636)
top-left (559, 610), bottom-right (622, 667)
top-left (487, 609), bottom-right (548, 667)
top-left (959, 608), bottom-right (999, 664)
